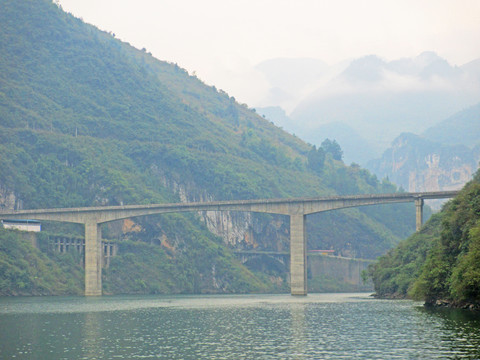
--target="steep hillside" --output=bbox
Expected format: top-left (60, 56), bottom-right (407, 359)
top-left (0, 229), bottom-right (83, 295)
top-left (366, 214), bottom-right (442, 298)
top-left (367, 170), bottom-right (480, 307)
top-left (412, 172), bottom-right (480, 305)
top-left (0, 0), bottom-right (415, 294)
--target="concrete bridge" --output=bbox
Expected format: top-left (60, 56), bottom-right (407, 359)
top-left (0, 191), bottom-right (458, 296)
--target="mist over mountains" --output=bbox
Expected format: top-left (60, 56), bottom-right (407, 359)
top-left (256, 52), bottom-right (480, 164)
top-left (366, 102), bottom-right (480, 205)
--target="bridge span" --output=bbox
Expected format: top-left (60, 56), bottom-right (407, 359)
top-left (0, 191), bottom-right (458, 296)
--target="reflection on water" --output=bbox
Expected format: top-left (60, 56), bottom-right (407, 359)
top-left (83, 312), bottom-right (103, 360)
top-left (290, 304), bottom-right (307, 359)
top-left (417, 306), bottom-right (480, 359)
top-left (1, 293), bottom-right (480, 359)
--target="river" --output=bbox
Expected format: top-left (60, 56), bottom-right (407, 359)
top-left (1, 293), bottom-right (480, 359)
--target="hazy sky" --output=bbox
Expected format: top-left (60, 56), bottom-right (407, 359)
top-left (57, 0), bottom-right (480, 105)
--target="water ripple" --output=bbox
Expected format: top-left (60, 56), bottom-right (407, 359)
top-left (1, 293), bottom-right (480, 359)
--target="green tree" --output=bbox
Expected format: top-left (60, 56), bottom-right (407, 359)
top-left (321, 139), bottom-right (343, 161)
top-left (307, 145), bottom-right (325, 173)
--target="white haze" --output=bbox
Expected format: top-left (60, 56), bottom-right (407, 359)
top-left (57, 0), bottom-right (480, 109)
top-left (56, 0), bottom-right (480, 165)
top-left (256, 52), bottom-right (480, 112)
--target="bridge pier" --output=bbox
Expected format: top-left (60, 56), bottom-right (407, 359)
top-left (415, 198), bottom-right (424, 232)
top-left (84, 221), bottom-right (102, 296)
top-left (290, 214), bottom-right (307, 296)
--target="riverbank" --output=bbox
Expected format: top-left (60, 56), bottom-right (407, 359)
top-left (373, 292), bottom-right (480, 311)
top-left (426, 299), bottom-right (480, 311)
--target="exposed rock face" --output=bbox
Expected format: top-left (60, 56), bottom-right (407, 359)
top-left (407, 153), bottom-right (474, 192)
top-left (0, 186), bottom-right (19, 210)
top-left (201, 210), bottom-right (253, 247)
top-left (157, 173), bottom-right (289, 251)
top-left (367, 133), bottom-right (479, 209)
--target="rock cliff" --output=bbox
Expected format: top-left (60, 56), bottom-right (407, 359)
top-left (0, 187), bottom-right (17, 210)
top-left (155, 174), bottom-right (289, 251)
top-left (367, 133), bottom-right (479, 209)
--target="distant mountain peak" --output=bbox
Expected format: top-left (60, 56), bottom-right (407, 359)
top-left (391, 132), bottom-right (421, 146)
top-left (338, 55), bottom-right (386, 83)
top-left (415, 51), bottom-right (442, 64)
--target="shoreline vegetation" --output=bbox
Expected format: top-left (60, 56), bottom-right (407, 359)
top-left (367, 169), bottom-right (480, 311)
top-left (371, 293), bottom-right (480, 311)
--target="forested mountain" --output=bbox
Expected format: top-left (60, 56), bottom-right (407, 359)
top-left (0, 0), bottom-right (415, 295)
top-left (367, 170), bottom-right (480, 307)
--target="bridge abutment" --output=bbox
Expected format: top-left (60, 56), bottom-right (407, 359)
top-left (290, 214), bottom-right (307, 296)
top-left (84, 221), bottom-right (102, 296)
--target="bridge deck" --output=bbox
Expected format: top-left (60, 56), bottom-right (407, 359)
top-left (0, 190), bottom-right (459, 221)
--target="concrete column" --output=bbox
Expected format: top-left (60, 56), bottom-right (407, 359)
top-left (290, 214), bottom-right (307, 296)
top-left (415, 198), bottom-right (424, 231)
top-left (85, 221), bottom-right (102, 296)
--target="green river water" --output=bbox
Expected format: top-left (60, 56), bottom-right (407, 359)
top-left (1, 293), bottom-right (480, 359)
